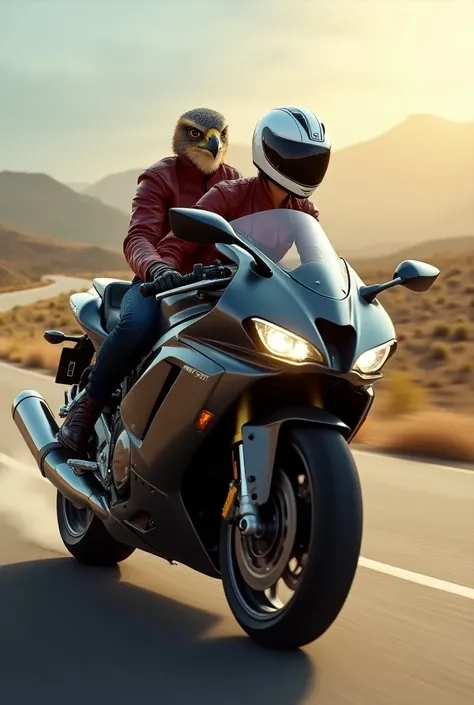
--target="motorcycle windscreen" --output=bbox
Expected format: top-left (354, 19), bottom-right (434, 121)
top-left (230, 209), bottom-right (348, 300)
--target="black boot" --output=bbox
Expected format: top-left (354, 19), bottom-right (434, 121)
top-left (57, 392), bottom-right (104, 457)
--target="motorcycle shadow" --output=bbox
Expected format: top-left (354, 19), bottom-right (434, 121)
top-left (0, 557), bottom-right (316, 704)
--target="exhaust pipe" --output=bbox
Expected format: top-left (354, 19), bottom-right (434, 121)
top-left (11, 390), bottom-right (110, 521)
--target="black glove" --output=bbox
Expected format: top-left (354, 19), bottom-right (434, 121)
top-left (147, 262), bottom-right (184, 293)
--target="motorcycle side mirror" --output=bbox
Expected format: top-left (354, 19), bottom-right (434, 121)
top-left (359, 259), bottom-right (440, 304)
top-left (393, 259), bottom-right (440, 292)
top-left (168, 207), bottom-right (273, 278)
top-left (169, 207), bottom-right (236, 245)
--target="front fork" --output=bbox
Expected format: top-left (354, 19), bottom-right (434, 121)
top-left (221, 383), bottom-right (325, 535)
top-left (222, 391), bottom-right (262, 536)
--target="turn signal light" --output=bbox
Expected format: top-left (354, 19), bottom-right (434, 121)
top-left (196, 409), bottom-right (214, 431)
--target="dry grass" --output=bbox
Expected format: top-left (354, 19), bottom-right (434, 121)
top-left (0, 269), bottom-right (133, 371)
top-left (355, 247), bottom-right (474, 414)
top-left (380, 371), bottom-right (428, 416)
top-left (355, 410), bottom-right (474, 464)
top-left (0, 291), bottom-right (82, 373)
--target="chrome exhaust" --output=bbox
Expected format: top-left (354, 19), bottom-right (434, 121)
top-left (11, 390), bottom-right (110, 521)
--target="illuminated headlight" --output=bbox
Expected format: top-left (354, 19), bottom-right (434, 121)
top-left (353, 342), bottom-right (395, 374)
top-left (252, 318), bottom-right (323, 364)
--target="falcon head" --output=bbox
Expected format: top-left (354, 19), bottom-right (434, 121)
top-left (172, 108), bottom-right (229, 174)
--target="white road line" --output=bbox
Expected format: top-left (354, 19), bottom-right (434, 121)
top-left (358, 557), bottom-right (474, 600)
top-left (0, 450), bottom-right (473, 600)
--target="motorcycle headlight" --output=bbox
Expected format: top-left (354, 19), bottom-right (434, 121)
top-left (252, 318), bottom-right (324, 364)
top-left (353, 341), bottom-right (395, 374)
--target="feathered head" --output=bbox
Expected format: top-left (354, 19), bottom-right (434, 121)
top-left (172, 108), bottom-right (229, 174)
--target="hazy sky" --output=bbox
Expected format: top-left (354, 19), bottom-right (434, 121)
top-left (0, 0), bottom-right (473, 183)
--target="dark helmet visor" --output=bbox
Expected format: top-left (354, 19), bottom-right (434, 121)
top-left (261, 126), bottom-right (330, 189)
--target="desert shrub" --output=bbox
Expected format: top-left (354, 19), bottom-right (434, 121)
top-left (432, 322), bottom-right (450, 338)
top-left (445, 267), bottom-right (462, 279)
top-left (452, 324), bottom-right (470, 342)
top-left (33, 311), bottom-right (47, 323)
top-left (384, 371), bottom-right (427, 416)
top-left (22, 349), bottom-right (45, 369)
top-left (430, 342), bottom-right (449, 360)
top-left (361, 411), bottom-right (474, 463)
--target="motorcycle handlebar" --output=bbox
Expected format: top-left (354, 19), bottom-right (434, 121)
top-left (139, 263), bottom-right (233, 298)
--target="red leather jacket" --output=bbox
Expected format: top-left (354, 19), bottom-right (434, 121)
top-left (155, 174), bottom-right (320, 273)
top-left (123, 156), bottom-right (241, 281)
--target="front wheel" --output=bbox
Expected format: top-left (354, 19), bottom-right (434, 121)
top-left (219, 425), bottom-right (363, 650)
top-left (56, 492), bottom-right (136, 566)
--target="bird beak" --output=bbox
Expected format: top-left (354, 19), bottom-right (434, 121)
top-left (203, 133), bottom-right (221, 159)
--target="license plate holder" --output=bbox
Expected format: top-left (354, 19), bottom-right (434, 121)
top-left (55, 346), bottom-right (92, 385)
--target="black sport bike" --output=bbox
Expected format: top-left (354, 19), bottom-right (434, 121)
top-left (12, 207), bottom-right (439, 649)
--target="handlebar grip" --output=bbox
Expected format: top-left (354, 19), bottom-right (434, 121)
top-left (139, 264), bottom-right (205, 298)
top-left (139, 263), bottom-right (231, 298)
top-left (181, 265), bottom-right (204, 285)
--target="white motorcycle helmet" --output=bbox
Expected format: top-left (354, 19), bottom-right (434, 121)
top-left (252, 106), bottom-right (331, 198)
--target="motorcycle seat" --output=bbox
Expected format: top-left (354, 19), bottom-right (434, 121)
top-left (92, 278), bottom-right (131, 333)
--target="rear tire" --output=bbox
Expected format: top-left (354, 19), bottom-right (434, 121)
top-left (56, 492), bottom-right (135, 566)
top-left (219, 424), bottom-right (363, 650)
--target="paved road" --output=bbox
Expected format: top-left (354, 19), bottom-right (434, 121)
top-left (0, 367), bottom-right (473, 704)
top-left (0, 274), bottom-right (92, 312)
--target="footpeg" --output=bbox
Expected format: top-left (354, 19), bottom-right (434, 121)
top-left (66, 458), bottom-right (99, 476)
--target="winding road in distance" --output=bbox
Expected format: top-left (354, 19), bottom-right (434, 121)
top-left (0, 275), bottom-right (472, 705)
top-left (0, 275), bottom-right (93, 312)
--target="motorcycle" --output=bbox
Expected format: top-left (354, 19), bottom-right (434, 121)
top-left (12, 207), bottom-right (439, 650)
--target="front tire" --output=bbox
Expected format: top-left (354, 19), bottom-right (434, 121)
top-left (219, 425), bottom-right (363, 650)
top-left (56, 492), bottom-right (135, 566)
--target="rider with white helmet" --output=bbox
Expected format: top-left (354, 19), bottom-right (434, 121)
top-left (252, 106), bottom-right (331, 199)
top-left (152, 105), bottom-right (332, 282)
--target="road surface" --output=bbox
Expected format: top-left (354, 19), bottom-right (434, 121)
top-left (0, 274), bottom-right (93, 312)
top-left (0, 294), bottom-right (473, 703)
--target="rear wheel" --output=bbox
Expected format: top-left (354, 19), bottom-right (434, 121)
top-left (219, 425), bottom-right (363, 650)
top-left (56, 492), bottom-right (135, 566)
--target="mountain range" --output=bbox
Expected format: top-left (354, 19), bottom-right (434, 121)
top-left (0, 171), bottom-right (128, 251)
top-left (0, 224), bottom-right (128, 290)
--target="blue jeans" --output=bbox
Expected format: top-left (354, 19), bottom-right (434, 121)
top-left (88, 277), bottom-right (161, 400)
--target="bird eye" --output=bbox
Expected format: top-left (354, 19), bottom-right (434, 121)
top-left (188, 128), bottom-right (201, 139)
top-left (221, 128), bottom-right (227, 139)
